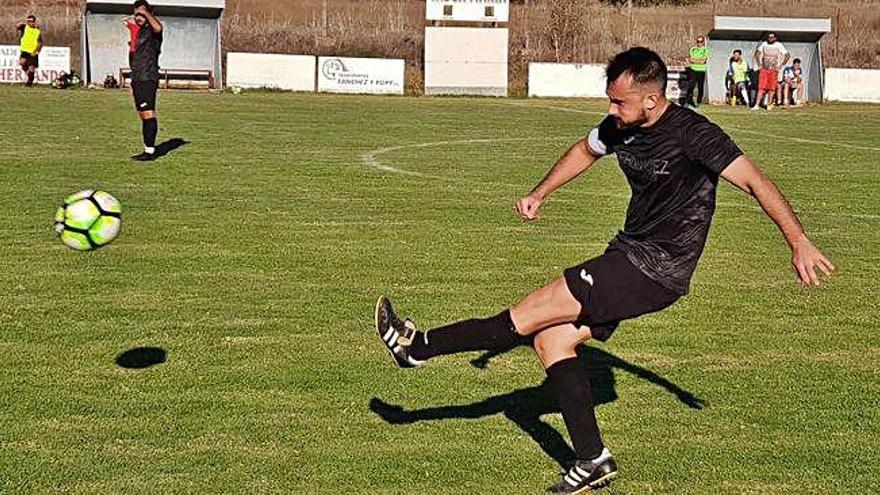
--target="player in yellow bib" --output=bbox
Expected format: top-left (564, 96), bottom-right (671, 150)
top-left (727, 49), bottom-right (751, 106)
top-left (16, 14), bottom-right (43, 87)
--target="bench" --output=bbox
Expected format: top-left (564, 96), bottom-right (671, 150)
top-left (120, 68), bottom-right (214, 89)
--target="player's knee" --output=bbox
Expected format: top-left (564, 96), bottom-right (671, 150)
top-left (533, 326), bottom-right (589, 362)
top-left (532, 332), bottom-right (550, 361)
top-left (139, 110), bottom-right (156, 120)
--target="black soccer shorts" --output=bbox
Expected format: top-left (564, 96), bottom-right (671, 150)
top-left (19, 51), bottom-right (38, 69)
top-left (131, 80), bottom-right (159, 112)
top-left (563, 248), bottom-right (680, 342)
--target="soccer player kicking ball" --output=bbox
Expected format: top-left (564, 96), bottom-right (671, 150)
top-left (124, 0), bottom-right (163, 161)
top-left (374, 47), bottom-right (834, 493)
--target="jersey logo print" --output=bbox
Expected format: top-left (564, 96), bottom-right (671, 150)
top-left (623, 136), bottom-right (636, 145)
top-left (654, 160), bottom-right (671, 176)
top-left (618, 151), bottom-right (671, 183)
top-left (579, 269), bottom-right (594, 286)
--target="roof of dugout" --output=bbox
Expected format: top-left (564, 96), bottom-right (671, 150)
top-left (85, 0), bottom-right (224, 18)
top-left (710, 16), bottom-right (831, 42)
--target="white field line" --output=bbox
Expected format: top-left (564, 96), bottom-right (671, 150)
top-left (361, 110), bottom-right (880, 220)
top-left (362, 137), bottom-right (568, 181)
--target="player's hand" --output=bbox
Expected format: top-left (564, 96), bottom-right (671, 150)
top-left (791, 236), bottom-right (835, 287)
top-left (515, 194), bottom-right (543, 221)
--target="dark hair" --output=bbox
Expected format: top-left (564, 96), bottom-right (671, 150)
top-left (133, 0), bottom-right (152, 12)
top-left (793, 58), bottom-right (801, 64)
top-left (768, 32), bottom-right (777, 38)
top-left (605, 47), bottom-right (667, 92)
top-left (26, 14), bottom-right (36, 20)
top-left (733, 49), bottom-right (742, 55)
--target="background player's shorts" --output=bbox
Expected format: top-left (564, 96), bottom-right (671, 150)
top-left (131, 80), bottom-right (159, 112)
top-left (758, 69), bottom-right (778, 92)
top-left (19, 51), bottom-right (38, 68)
top-left (563, 248), bottom-right (680, 342)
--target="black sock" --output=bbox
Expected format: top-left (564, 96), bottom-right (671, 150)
top-left (409, 309), bottom-right (527, 361)
top-left (142, 118), bottom-right (158, 150)
top-left (546, 357), bottom-right (604, 460)
top-left (26, 71), bottom-right (35, 86)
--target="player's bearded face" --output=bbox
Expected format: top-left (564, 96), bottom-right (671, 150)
top-left (606, 77), bottom-right (651, 130)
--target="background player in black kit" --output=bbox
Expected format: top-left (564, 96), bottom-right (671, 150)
top-left (125, 0), bottom-right (163, 161)
top-left (374, 47), bottom-right (835, 493)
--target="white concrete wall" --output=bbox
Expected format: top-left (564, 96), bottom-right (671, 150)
top-left (528, 63), bottom-right (605, 98)
top-left (226, 53), bottom-right (316, 91)
top-left (824, 68), bottom-right (880, 103)
top-left (426, 0), bottom-right (510, 22)
top-left (424, 27), bottom-right (508, 96)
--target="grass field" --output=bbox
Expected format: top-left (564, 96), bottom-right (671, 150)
top-left (1, 85), bottom-right (879, 494)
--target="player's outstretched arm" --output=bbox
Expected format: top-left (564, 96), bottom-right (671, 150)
top-left (720, 155), bottom-right (835, 286)
top-left (515, 138), bottom-right (599, 221)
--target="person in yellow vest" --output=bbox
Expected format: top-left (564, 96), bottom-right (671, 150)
top-left (16, 14), bottom-right (43, 87)
top-left (728, 49), bottom-right (751, 107)
top-left (684, 35), bottom-right (709, 108)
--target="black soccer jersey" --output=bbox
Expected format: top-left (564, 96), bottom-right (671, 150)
top-left (587, 104), bottom-right (743, 295)
top-left (130, 24), bottom-right (162, 82)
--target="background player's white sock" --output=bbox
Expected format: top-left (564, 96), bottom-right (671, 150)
top-left (591, 447), bottom-right (612, 464)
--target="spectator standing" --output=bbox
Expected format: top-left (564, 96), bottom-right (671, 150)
top-left (684, 35), bottom-right (709, 108)
top-left (752, 32), bottom-right (789, 110)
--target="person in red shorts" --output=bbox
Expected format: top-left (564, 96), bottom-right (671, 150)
top-left (752, 32), bottom-right (789, 110)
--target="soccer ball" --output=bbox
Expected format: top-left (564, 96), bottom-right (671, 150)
top-left (54, 190), bottom-right (122, 251)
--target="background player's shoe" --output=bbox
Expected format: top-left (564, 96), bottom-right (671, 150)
top-left (548, 455), bottom-right (618, 493)
top-left (375, 296), bottom-right (424, 368)
top-left (131, 151), bottom-right (156, 161)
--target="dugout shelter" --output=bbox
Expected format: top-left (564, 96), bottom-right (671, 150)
top-left (707, 16), bottom-right (831, 103)
top-left (82, 0), bottom-right (224, 89)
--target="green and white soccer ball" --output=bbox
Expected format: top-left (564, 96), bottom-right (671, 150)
top-left (54, 190), bottom-right (122, 251)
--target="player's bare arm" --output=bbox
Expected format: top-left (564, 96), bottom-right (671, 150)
top-left (515, 139), bottom-right (599, 221)
top-left (720, 155), bottom-right (835, 286)
top-left (136, 5), bottom-right (163, 32)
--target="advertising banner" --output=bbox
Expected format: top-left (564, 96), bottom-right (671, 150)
top-left (0, 46), bottom-right (70, 84)
top-left (318, 57), bottom-right (404, 95)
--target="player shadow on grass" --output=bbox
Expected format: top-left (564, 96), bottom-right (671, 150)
top-left (370, 345), bottom-right (704, 469)
top-left (152, 138), bottom-right (189, 159)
